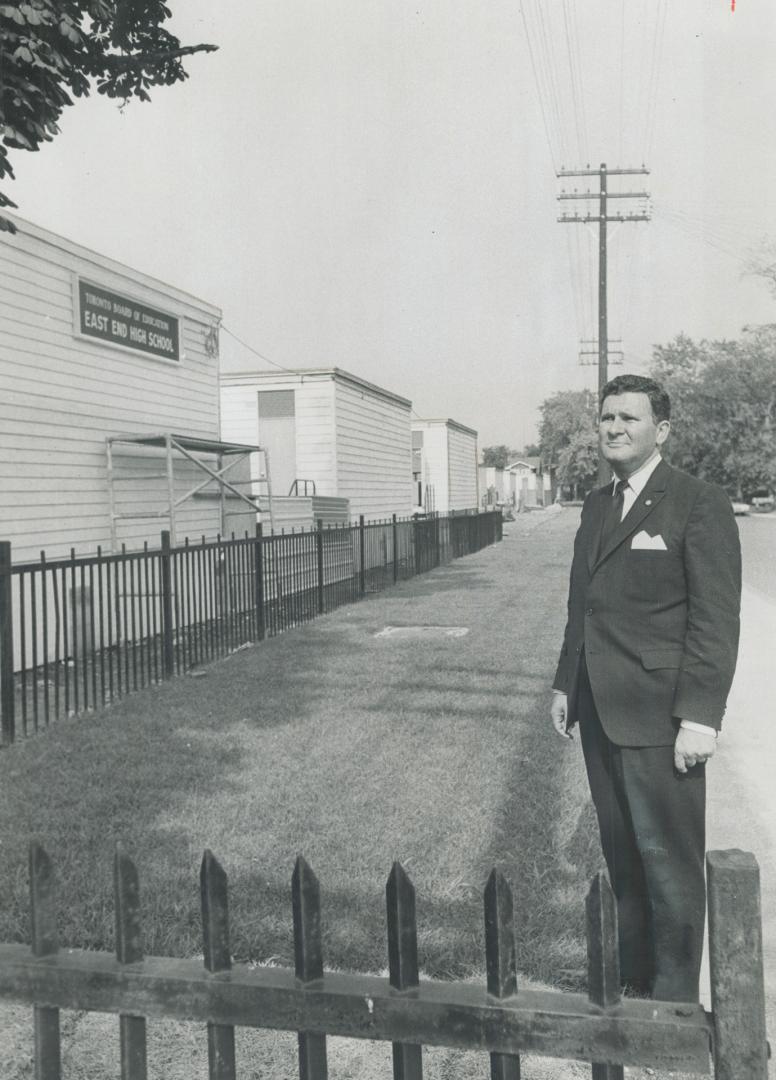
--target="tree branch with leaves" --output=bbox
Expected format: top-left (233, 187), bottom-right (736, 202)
top-left (0, 0), bottom-right (217, 230)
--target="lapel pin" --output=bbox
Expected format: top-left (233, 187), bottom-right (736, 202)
top-left (645, 499), bottom-right (652, 506)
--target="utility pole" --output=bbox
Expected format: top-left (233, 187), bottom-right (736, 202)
top-left (578, 339), bottom-right (623, 367)
top-left (558, 163), bottom-right (650, 483)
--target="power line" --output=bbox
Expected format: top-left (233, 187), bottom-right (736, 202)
top-left (645, 0), bottom-right (669, 159)
top-left (518, 0), bottom-right (558, 173)
top-left (618, 0), bottom-right (626, 164)
top-left (651, 204), bottom-right (763, 263)
top-left (531, 0), bottom-right (572, 165)
top-left (558, 163), bottom-right (651, 483)
top-left (561, 0), bottom-right (587, 162)
top-left (220, 325), bottom-right (297, 374)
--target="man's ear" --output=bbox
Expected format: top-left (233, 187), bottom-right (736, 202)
top-left (656, 420), bottom-right (670, 447)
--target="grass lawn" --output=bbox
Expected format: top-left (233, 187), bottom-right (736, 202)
top-left (0, 508), bottom-right (605, 1078)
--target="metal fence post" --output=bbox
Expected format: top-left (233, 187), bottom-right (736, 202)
top-left (0, 541), bottom-right (15, 746)
top-left (359, 515), bottom-right (366, 595)
top-left (316, 521), bottom-right (325, 615)
top-left (413, 517), bottom-right (421, 575)
top-left (392, 514), bottom-right (398, 583)
top-left (160, 531), bottom-right (175, 679)
top-left (707, 849), bottom-right (768, 1080)
top-left (255, 523), bottom-right (266, 641)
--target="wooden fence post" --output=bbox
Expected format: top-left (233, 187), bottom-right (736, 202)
top-left (707, 850), bottom-right (768, 1080)
top-left (115, 844), bottom-right (148, 1079)
top-left (254, 524), bottom-right (266, 641)
top-left (387, 863), bottom-right (423, 1079)
top-left (30, 843), bottom-right (61, 1080)
top-left (359, 516), bottom-right (366, 595)
top-left (160, 531), bottom-right (174, 678)
top-left (316, 522), bottom-right (325, 616)
top-left (484, 869), bottom-right (520, 1080)
top-left (586, 871), bottom-right (624, 1080)
top-left (201, 850), bottom-right (237, 1080)
top-left (0, 540), bottom-right (14, 746)
top-left (293, 857), bottom-right (328, 1079)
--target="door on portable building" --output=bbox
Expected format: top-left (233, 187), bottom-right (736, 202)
top-left (257, 390), bottom-right (297, 496)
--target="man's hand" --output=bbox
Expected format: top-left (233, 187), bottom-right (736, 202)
top-left (551, 692), bottom-right (573, 739)
top-left (673, 727), bottom-right (716, 773)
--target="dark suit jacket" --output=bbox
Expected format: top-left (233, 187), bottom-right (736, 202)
top-left (554, 460), bottom-right (741, 746)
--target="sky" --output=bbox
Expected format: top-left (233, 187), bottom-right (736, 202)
top-left (7, 0), bottom-right (776, 448)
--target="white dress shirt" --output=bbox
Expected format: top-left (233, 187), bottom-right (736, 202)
top-left (613, 452), bottom-right (662, 520)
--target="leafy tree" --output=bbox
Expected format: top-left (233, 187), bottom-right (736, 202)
top-left (746, 239), bottom-right (776, 299)
top-left (481, 444), bottom-right (514, 469)
top-left (522, 442), bottom-right (541, 457)
top-left (538, 388), bottom-right (599, 495)
top-left (0, 1), bottom-right (217, 230)
top-left (651, 330), bottom-right (776, 498)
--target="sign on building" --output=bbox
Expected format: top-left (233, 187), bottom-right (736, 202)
top-left (77, 278), bottom-right (180, 362)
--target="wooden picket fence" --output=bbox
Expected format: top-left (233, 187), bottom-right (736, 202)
top-left (0, 845), bottom-right (768, 1079)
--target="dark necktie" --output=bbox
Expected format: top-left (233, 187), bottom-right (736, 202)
top-left (599, 478), bottom-right (630, 550)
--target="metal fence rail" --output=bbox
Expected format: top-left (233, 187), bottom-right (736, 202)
top-left (0, 510), bottom-right (503, 743)
top-left (0, 845), bottom-right (767, 1079)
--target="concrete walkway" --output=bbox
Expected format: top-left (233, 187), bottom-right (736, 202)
top-left (701, 582), bottom-right (776, 1047)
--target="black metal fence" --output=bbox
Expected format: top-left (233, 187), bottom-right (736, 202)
top-left (0, 510), bottom-right (502, 743)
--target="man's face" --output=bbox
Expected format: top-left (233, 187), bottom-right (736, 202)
top-left (599, 391), bottom-right (670, 478)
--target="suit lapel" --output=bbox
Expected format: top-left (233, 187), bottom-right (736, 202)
top-left (585, 487), bottom-right (610, 574)
top-left (592, 459), bottom-right (671, 572)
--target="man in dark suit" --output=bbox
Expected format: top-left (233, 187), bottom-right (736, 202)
top-left (551, 374), bottom-right (741, 1003)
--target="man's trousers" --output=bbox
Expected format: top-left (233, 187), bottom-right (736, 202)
top-left (576, 655), bottom-right (707, 1002)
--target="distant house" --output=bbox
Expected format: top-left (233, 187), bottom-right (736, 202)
top-left (478, 466), bottom-right (508, 508)
top-left (506, 457), bottom-right (555, 507)
top-left (411, 419), bottom-right (479, 514)
top-left (220, 367), bottom-right (414, 525)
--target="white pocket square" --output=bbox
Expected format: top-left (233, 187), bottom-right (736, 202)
top-left (631, 530), bottom-right (667, 551)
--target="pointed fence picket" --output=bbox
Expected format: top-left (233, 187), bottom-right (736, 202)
top-left (0, 845), bottom-right (768, 1080)
top-left (387, 862), bottom-right (423, 1080)
top-left (115, 844), bottom-right (147, 1080)
top-left (483, 869), bottom-right (520, 1080)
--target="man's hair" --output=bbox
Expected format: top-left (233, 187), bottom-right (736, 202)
top-left (600, 374), bottom-right (671, 423)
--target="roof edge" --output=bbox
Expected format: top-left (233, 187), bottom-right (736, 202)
top-left (220, 366), bottom-right (412, 409)
top-left (411, 417), bottom-right (478, 437)
top-left (3, 213), bottom-right (222, 320)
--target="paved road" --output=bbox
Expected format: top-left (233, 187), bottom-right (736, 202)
top-left (700, 512), bottom-right (776, 1056)
top-left (738, 513), bottom-right (776, 599)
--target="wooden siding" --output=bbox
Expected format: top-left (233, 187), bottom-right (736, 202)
top-left (0, 221), bottom-right (222, 560)
top-left (289, 379), bottom-right (337, 496)
top-left (334, 378), bottom-right (413, 520)
top-left (220, 375), bottom-right (338, 499)
top-left (218, 384), bottom-right (260, 446)
top-left (221, 370), bottom-right (414, 520)
top-left (447, 426), bottom-right (479, 511)
top-left (415, 424), bottom-right (448, 513)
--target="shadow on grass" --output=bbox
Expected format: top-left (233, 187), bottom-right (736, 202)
top-left (380, 566), bottom-right (497, 597)
top-left (0, 626), bottom-right (351, 952)
top-left (0, 510), bottom-right (598, 995)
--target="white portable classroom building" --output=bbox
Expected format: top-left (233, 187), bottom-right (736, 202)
top-left (0, 216), bottom-right (250, 562)
top-left (220, 368), bottom-right (414, 523)
top-left (411, 419), bottom-right (479, 515)
top-left (478, 466), bottom-right (507, 508)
